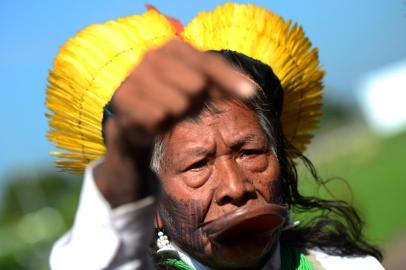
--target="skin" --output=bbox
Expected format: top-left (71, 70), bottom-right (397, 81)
top-left (158, 100), bottom-right (282, 269)
top-left (94, 40), bottom-right (282, 269)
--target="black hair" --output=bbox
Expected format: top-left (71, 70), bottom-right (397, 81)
top-left (214, 50), bottom-right (382, 260)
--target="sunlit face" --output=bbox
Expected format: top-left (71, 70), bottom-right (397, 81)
top-left (157, 100), bottom-right (283, 269)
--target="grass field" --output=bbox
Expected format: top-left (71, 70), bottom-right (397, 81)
top-left (298, 128), bottom-right (406, 247)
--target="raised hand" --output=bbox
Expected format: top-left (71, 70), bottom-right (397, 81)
top-left (94, 39), bottom-right (255, 207)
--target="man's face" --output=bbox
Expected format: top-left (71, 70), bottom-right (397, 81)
top-left (157, 100), bottom-right (283, 269)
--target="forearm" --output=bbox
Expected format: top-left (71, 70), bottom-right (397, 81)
top-left (94, 118), bottom-right (160, 208)
top-left (50, 160), bottom-right (157, 270)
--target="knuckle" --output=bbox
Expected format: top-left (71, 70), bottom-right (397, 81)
top-left (205, 53), bottom-right (225, 69)
top-left (142, 49), bottom-right (159, 64)
top-left (171, 97), bottom-right (189, 116)
top-left (176, 98), bottom-right (190, 115)
top-left (186, 75), bottom-right (206, 95)
top-left (164, 39), bottom-right (182, 50)
top-left (153, 108), bottom-right (167, 123)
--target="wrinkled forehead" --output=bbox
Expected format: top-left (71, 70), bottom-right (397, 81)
top-left (165, 100), bottom-right (267, 149)
top-left (185, 97), bottom-right (245, 123)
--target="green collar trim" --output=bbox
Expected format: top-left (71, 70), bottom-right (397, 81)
top-left (162, 245), bottom-right (313, 270)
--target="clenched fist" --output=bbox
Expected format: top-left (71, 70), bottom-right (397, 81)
top-left (94, 39), bottom-right (255, 207)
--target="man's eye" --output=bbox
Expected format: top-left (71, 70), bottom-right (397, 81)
top-left (187, 159), bottom-right (208, 171)
top-left (240, 149), bottom-right (262, 157)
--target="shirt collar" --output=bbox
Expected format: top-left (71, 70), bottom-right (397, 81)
top-left (173, 241), bottom-right (281, 270)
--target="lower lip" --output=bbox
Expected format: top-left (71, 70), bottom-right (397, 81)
top-left (201, 204), bottom-right (287, 244)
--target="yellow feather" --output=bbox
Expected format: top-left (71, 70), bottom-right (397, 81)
top-left (46, 10), bottom-right (176, 173)
top-left (182, 3), bottom-right (323, 155)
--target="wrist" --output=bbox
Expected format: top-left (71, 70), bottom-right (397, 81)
top-left (94, 161), bottom-right (143, 208)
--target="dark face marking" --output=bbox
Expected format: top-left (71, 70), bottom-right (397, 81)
top-left (157, 100), bottom-right (284, 269)
top-left (158, 192), bottom-right (207, 254)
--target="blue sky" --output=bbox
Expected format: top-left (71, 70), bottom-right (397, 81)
top-left (0, 0), bottom-right (405, 180)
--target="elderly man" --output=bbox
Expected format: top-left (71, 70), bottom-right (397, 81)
top-left (46, 3), bottom-right (384, 269)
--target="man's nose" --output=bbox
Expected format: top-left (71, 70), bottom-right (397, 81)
top-left (214, 158), bottom-right (256, 206)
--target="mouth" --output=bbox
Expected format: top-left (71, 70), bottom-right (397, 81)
top-left (200, 204), bottom-right (288, 244)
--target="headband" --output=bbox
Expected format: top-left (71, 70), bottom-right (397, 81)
top-left (46, 3), bottom-right (324, 173)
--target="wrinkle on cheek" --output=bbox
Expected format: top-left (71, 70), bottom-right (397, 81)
top-left (252, 169), bottom-right (283, 204)
top-left (157, 191), bottom-right (209, 255)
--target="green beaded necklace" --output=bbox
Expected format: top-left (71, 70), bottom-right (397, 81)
top-left (162, 245), bottom-right (313, 270)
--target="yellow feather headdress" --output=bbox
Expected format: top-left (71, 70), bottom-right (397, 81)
top-left (46, 3), bottom-right (324, 173)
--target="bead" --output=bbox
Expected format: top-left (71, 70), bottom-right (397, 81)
top-left (156, 230), bottom-right (178, 256)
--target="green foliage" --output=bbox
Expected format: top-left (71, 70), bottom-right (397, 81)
top-left (296, 131), bottom-right (406, 247)
top-left (0, 171), bottom-right (81, 269)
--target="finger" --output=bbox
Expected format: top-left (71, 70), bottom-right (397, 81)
top-left (150, 48), bottom-right (207, 98)
top-left (204, 53), bottom-right (257, 97)
top-left (125, 91), bottom-right (166, 132)
top-left (103, 117), bottom-right (120, 150)
top-left (112, 76), bottom-right (166, 133)
top-left (161, 40), bottom-right (256, 98)
top-left (132, 66), bottom-right (190, 118)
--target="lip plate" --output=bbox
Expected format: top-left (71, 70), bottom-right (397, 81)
top-left (201, 203), bottom-right (288, 243)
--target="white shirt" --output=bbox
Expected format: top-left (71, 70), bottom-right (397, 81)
top-left (49, 162), bottom-right (385, 270)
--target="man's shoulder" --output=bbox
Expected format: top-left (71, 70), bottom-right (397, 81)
top-left (306, 249), bottom-right (385, 270)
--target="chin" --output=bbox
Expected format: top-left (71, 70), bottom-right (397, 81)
top-left (197, 234), bottom-right (277, 269)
